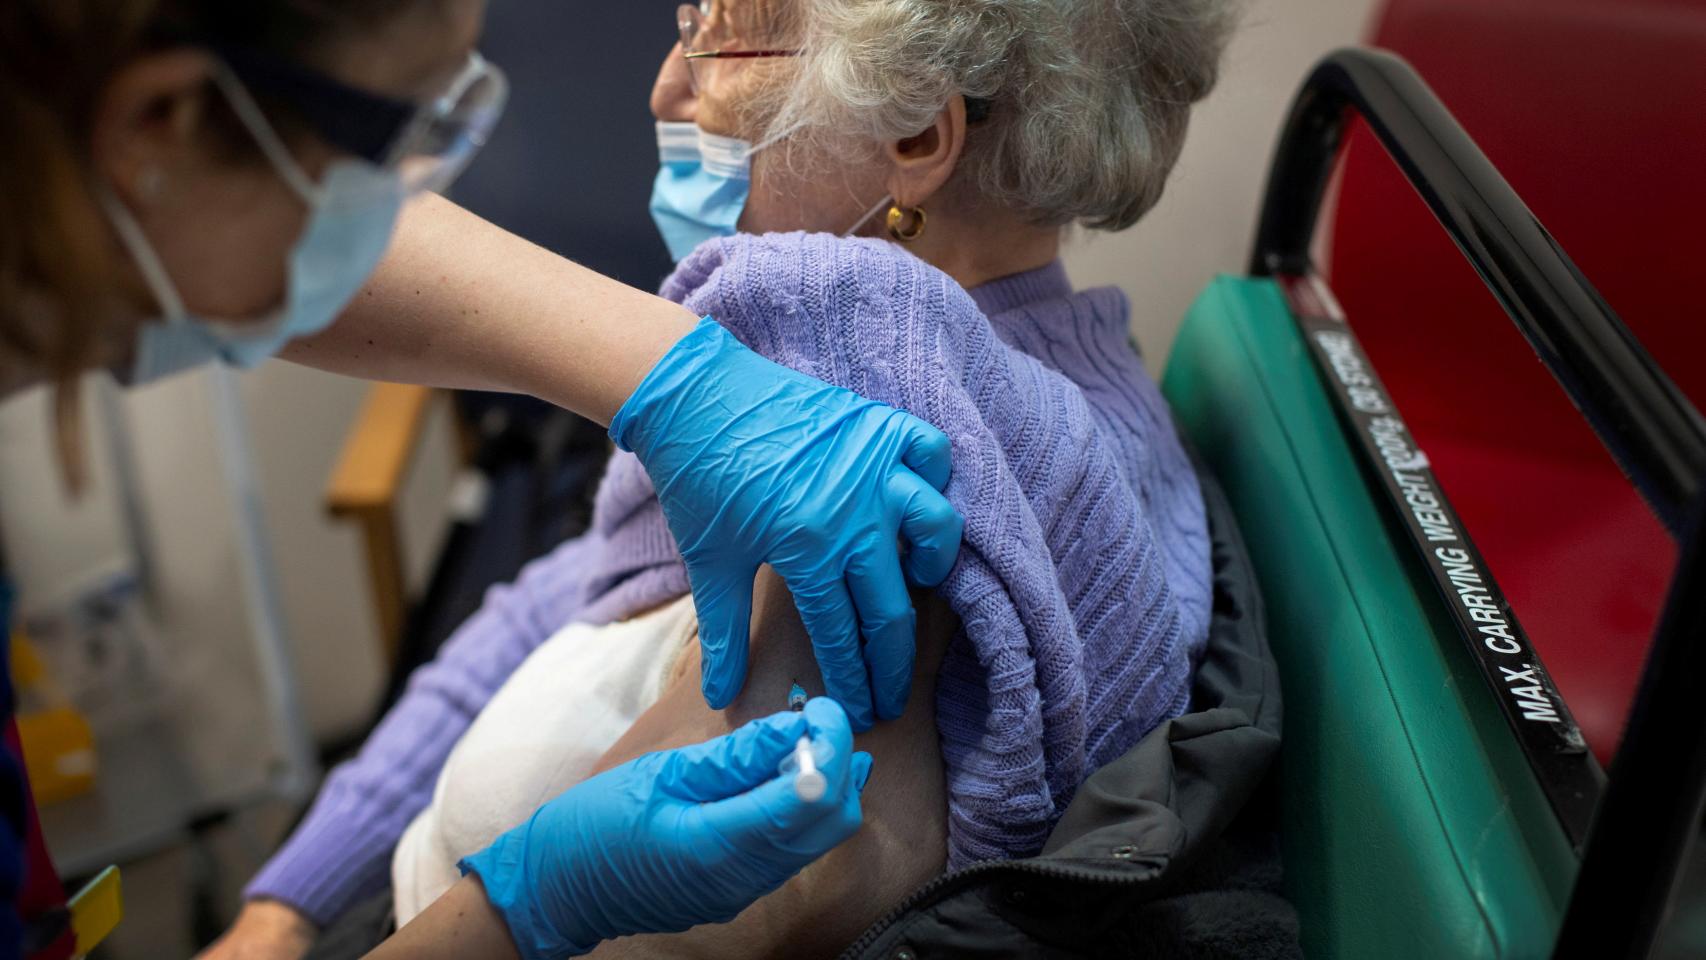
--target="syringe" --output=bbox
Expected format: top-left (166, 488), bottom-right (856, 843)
top-left (784, 682), bottom-right (827, 802)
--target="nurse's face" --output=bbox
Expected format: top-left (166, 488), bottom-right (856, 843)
top-left (93, 0), bottom-right (488, 336)
top-left (650, 0), bottom-right (892, 238)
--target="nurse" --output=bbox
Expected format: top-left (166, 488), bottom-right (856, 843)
top-left (0, 0), bottom-right (960, 957)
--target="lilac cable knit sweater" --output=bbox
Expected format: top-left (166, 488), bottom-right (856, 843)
top-left (247, 234), bottom-right (1210, 924)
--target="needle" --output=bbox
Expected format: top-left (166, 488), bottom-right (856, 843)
top-left (786, 682), bottom-right (826, 802)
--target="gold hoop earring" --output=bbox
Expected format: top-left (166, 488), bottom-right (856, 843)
top-left (886, 204), bottom-right (926, 242)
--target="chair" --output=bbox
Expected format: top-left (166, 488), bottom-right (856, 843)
top-left (1164, 48), bottom-right (1706, 957)
top-left (1326, 0), bottom-right (1706, 762)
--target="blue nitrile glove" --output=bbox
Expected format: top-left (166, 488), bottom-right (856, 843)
top-left (461, 698), bottom-right (873, 960)
top-left (609, 317), bottom-right (962, 728)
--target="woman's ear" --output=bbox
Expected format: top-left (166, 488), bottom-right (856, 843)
top-left (89, 49), bottom-right (220, 209)
top-left (885, 95), bottom-right (969, 210)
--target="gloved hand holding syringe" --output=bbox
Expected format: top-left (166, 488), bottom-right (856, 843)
top-left (781, 682), bottom-right (830, 802)
top-left (462, 693), bottom-right (873, 958)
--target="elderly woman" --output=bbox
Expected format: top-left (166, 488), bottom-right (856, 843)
top-left (209, 0), bottom-right (1233, 957)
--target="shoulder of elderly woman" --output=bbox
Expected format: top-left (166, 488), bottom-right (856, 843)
top-left (660, 231), bottom-right (963, 309)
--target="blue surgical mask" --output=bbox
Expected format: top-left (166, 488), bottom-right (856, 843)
top-left (650, 121), bottom-right (785, 262)
top-left (104, 65), bottom-right (406, 385)
top-left (649, 121), bottom-right (900, 260)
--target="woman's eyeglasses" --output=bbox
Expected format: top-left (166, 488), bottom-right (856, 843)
top-left (677, 2), bottom-right (800, 94)
top-left (673, 2), bottom-right (995, 121)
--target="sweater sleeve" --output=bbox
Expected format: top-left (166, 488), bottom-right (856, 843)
top-left (243, 534), bottom-right (600, 926)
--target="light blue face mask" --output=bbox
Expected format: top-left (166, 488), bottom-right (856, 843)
top-left (103, 65), bottom-right (406, 385)
top-left (649, 121), bottom-right (784, 262)
top-left (649, 121), bottom-right (897, 261)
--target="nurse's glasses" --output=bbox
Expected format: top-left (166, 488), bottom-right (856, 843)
top-left (215, 44), bottom-right (510, 196)
top-left (677, 2), bottom-right (801, 94)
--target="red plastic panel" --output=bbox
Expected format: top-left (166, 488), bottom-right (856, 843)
top-left (1328, 0), bottom-right (1706, 762)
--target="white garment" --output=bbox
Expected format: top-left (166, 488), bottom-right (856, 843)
top-left (391, 596), bottom-right (697, 924)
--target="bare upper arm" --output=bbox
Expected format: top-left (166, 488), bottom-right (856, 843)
top-left (586, 567), bottom-right (956, 960)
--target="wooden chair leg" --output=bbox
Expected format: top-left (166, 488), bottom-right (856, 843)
top-left (325, 383), bottom-right (438, 668)
top-left (351, 507), bottom-right (407, 668)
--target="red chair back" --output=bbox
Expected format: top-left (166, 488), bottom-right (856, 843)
top-left (1328, 0), bottom-right (1706, 761)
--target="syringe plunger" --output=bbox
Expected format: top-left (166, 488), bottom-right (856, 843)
top-left (791, 736), bottom-right (827, 802)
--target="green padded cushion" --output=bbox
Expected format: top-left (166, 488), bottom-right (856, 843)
top-left (1161, 277), bottom-right (1575, 959)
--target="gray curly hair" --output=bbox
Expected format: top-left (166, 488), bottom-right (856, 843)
top-left (769, 0), bottom-right (1237, 231)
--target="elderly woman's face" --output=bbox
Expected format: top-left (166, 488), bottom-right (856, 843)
top-left (652, 0), bottom-right (891, 237)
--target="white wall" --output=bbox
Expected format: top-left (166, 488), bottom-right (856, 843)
top-left (0, 360), bottom-right (453, 806)
top-left (1063, 0), bottom-right (1382, 373)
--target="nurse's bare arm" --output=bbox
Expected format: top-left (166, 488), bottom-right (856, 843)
top-left (585, 568), bottom-right (955, 960)
top-left (281, 192), bottom-right (696, 427)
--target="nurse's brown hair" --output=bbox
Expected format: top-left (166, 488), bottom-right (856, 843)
top-left (0, 0), bottom-right (429, 487)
